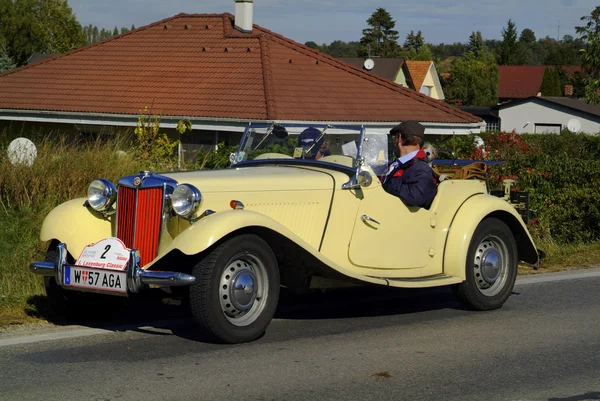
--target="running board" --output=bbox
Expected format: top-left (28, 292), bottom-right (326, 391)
top-left (367, 274), bottom-right (463, 288)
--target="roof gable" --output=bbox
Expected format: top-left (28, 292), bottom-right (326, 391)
top-left (405, 61), bottom-right (432, 91)
top-left (0, 14), bottom-right (479, 125)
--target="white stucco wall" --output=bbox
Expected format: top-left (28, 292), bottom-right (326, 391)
top-left (499, 100), bottom-right (600, 134)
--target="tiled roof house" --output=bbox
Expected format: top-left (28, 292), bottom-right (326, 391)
top-left (339, 58), bottom-right (445, 101)
top-left (498, 65), bottom-right (582, 102)
top-left (0, 3), bottom-right (481, 146)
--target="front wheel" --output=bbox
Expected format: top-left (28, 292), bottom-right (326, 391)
top-left (453, 218), bottom-right (518, 311)
top-left (189, 234), bottom-right (280, 343)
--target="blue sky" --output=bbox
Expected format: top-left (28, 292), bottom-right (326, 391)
top-left (70, 0), bottom-right (596, 45)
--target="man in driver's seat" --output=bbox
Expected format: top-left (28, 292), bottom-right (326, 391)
top-left (382, 121), bottom-right (438, 209)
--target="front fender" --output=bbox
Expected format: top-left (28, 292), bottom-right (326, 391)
top-left (443, 194), bottom-right (539, 280)
top-left (147, 210), bottom-right (387, 286)
top-left (40, 198), bottom-right (112, 258)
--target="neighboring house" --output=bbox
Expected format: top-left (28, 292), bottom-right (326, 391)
top-left (404, 61), bottom-right (445, 101)
top-left (458, 106), bottom-right (500, 132)
top-left (339, 58), bottom-right (445, 100)
top-left (0, 4), bottom-right (479, 157)
top-left (498, 65), bottom-right (581, 103)
top-left (498, 96), bottom-right (600, 134)
top-left (338, 58), bottom-right (405, 83)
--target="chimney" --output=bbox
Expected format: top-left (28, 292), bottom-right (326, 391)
top-left (234, 0), bottom-right (254, 33)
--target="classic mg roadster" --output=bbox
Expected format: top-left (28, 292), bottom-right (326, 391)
top-left (31, 124), bottom-right (540, 343)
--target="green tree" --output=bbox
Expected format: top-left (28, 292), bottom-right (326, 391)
top-left (359, 8), bottom-right (401, 58)
top-left (0, 40), bottom-right (16, 73)
top-left (540, 67), bottom-right (562, 96)
top-left (576, 6), bottom-right (600, 104)
top-left (0, 0), bottom-right (86, 66)
top-left (305, 41), bottom-right (319, 50)
top-left (404, 30), bottom-right (425, 52)
top-left (497, 19), bottom-right (522, 65)
top-left (447, 51), bottom-right (499, 106)
top-left (519, 28), bottom-right (536, 43)
top-left (467, 31), bottom-right (485, 56)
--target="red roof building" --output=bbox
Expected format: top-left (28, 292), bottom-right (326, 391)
top-left (498, 65), bottom-right (582, 101)
top-left (0, 8), bottom-right (481, 142)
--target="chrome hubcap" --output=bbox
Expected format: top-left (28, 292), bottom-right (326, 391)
top-left (230, 270), bottom-right (257, 311)
top-left (473, 236), bottom-right (508, 297)
top-left (219, 255), bottom-right (268, 327)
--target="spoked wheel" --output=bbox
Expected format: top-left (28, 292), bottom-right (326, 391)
top-left (189, 234), bottom-right (280, 344)
top-left (453, 218), bottom-right (518, 311)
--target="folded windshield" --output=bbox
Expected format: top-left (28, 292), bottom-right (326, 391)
top-left (232, 124), bottom-right (389, 175)
top-left (234, 125), bottom-right (363, 167)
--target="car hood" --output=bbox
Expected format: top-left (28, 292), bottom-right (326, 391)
top-left (163, 165), bottom-right (335, 193)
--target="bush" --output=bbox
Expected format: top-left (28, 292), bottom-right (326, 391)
top-left (0, 134), bottom-right (159, 305)
top-left (439, 130), bottom-right (600, 244)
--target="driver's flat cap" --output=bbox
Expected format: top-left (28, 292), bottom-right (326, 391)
top-left (391, 120), bottom-right (425, 139)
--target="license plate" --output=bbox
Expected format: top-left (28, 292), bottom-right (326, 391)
top-left (64, 266), bottom-right (127, 294)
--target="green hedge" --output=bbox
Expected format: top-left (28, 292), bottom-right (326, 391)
top-left (441, 131), bottom-right (600, 244)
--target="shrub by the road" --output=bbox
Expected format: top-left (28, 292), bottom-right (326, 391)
top-left (443, 130), bottom-right (600, 244)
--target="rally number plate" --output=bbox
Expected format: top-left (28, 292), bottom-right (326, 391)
top-left (64, 266), bottom-right (127, 294)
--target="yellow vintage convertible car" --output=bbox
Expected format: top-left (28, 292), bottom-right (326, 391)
top-left (31, 123), bottom-right (540, 343)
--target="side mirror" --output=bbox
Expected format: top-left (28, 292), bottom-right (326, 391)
top-left (342, 170), bottom-right (373, 190)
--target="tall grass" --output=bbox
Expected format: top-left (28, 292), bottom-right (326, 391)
top-left (0, 133), bottom-right (153, 307)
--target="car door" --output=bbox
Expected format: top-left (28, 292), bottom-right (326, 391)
top-left (348, 183), bottom-right (437, 277)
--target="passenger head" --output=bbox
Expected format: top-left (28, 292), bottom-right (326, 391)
top-left (390, 121), bottom-right (425, 157)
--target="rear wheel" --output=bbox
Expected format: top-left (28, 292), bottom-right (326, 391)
top-left (189, 234), bottom-right (280, 344)
top-left (453, 218), bottom-right (518, 311)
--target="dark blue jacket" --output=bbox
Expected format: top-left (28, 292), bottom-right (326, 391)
top-left (382, 150), bottom-right (438, 209)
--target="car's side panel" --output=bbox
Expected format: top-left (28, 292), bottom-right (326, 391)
top-left (443, 194), bottom-right (539, 280)
top-left (346, 180), bottom-right (487, 279)
top-left (348, 181), bottom-right (434, 274)
top-left (39, 198), bottom-right (112, 259)
top-left (153, 210), bottom-right (388, 286)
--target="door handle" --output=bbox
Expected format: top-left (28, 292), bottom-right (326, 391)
top-left (361, 215), bottom-right (380, 225)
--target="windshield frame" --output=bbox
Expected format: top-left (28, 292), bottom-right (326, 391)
top-left (231, 123), bottom-right (368, 169)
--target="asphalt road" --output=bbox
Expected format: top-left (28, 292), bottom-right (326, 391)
top-left (1, 270), bottom-right (600, 401)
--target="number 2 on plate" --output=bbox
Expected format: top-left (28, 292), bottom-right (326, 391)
top-left (100, 245), bottom-right (111, 259)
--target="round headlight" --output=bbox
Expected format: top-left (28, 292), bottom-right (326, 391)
top-left (87, 179), bottom-right (117, 211)
top-left (171, 184), bottom-right (201, 219)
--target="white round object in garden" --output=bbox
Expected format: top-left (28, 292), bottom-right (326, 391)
top-left (7, 138), bottom-right (37, 167)
top-left (567, 119), bottom-right (581, 133)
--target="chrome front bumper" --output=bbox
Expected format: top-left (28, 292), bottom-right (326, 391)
top-left (30, 243), bottom-right (196, 295)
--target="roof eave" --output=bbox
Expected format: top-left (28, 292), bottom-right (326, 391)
top-left (0, 109), bottom-right (482, 135)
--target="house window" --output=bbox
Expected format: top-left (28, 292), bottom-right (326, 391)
top-left (420, 86), bottom-right (432, 97)
top-left (534, 124), bottom-right (562, 134)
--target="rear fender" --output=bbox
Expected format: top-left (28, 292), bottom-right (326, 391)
top-left (443, 195), bottom-right (539, 280)
top-left (40, 198), bottom-right (112, 258)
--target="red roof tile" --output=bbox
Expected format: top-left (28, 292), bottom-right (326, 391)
top-left (405, 61), bottom-right (431, 91)
top-left (0, 14), bottom-right (479, 124)
top-left (498, 65), bottom-right (583, 99)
